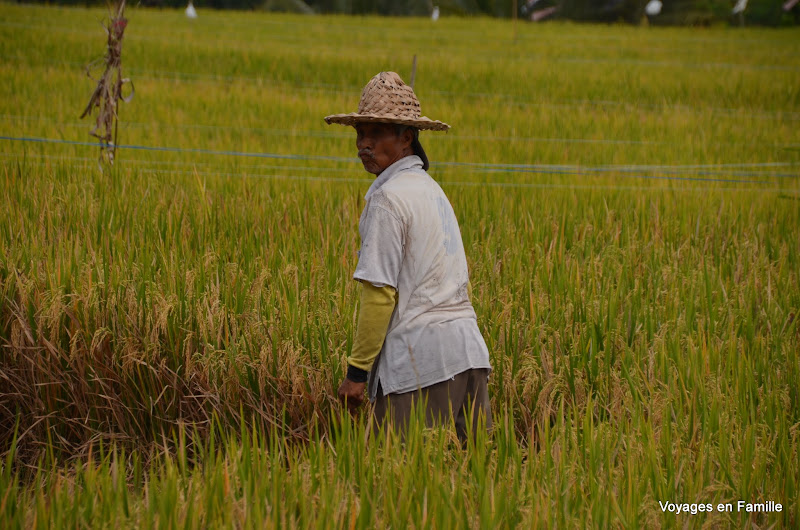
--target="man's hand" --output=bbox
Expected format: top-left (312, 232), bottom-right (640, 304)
top-left (337, 378), bottom-right (366, 412)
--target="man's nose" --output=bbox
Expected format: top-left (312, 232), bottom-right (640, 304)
top-left (357, 135), bottom-right (371, 150)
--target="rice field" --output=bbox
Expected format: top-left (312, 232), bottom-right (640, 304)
top-left (1, 3), bottom-right (799, 528)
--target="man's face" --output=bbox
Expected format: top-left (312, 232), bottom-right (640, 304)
top-left (355, 122), bottom-right (412, 175)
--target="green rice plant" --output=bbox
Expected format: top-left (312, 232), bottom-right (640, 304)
top-left (1, 2), bottom-right (799, 528)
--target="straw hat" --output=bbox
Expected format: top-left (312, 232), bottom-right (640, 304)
top-left (324, 71), bottom-right (450, 131)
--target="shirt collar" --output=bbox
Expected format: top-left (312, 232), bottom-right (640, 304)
top-left (364, 155), bottom-right (424, 200)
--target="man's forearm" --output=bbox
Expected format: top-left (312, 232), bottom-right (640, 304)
top-left (346, 282), bottom-right (397, 382)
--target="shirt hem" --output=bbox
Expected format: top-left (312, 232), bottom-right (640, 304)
top-left (375, 361), bottom-right (492, 397)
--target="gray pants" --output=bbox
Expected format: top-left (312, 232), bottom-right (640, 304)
top-left (372, 368), bottom-right (492, 443)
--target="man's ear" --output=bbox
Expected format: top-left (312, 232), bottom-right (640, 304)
top-left (401, 128), bottom-right (414, 149)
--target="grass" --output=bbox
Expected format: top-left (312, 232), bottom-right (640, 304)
top-left (1, 2), bottom-right (799, 528)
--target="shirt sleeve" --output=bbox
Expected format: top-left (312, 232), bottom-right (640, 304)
top-left (353, 199), bottom-right (404, 289)
top-left (346, 282), bottom-right (398, 379)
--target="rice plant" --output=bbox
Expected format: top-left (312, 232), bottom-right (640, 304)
top-left (1, 3), bottom-right (798, 528)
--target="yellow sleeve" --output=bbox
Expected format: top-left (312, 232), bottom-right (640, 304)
top-left (347, 281), bottom-right (397, 373)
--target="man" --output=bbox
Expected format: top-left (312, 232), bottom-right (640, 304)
top-left (325, 71), bottom-right (492, 441)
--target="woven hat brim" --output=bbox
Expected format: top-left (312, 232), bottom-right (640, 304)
top-left (324, 113), bottom-right (450, 131)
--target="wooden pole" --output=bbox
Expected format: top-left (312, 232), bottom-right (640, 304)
top-left (513, 0), bottom-right (518, 41)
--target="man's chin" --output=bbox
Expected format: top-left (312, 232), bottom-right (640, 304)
top-left (361, 162), bottom-right (382, 175)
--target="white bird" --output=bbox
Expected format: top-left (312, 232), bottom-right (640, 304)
top-left (185, 1), bottom-right (197, 18)
top-left (732, 0), bottom-right (748, 15)
top-left (432, 6), bottom-right (440, 21)
top-left (645, 0), bottom-right (662, 16)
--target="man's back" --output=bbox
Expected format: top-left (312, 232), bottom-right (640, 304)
top-left (354, 157), bottom-right (490, 398)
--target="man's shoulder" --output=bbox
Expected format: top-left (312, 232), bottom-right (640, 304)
top-left (381, 167), bottom-right (437, 197)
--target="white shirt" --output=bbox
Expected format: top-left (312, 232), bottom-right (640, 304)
top-left (354, 155), bottom-right (491, 399)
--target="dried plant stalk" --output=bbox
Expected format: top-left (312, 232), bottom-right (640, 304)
top-left (80, 0), bottom-right (134, 166)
